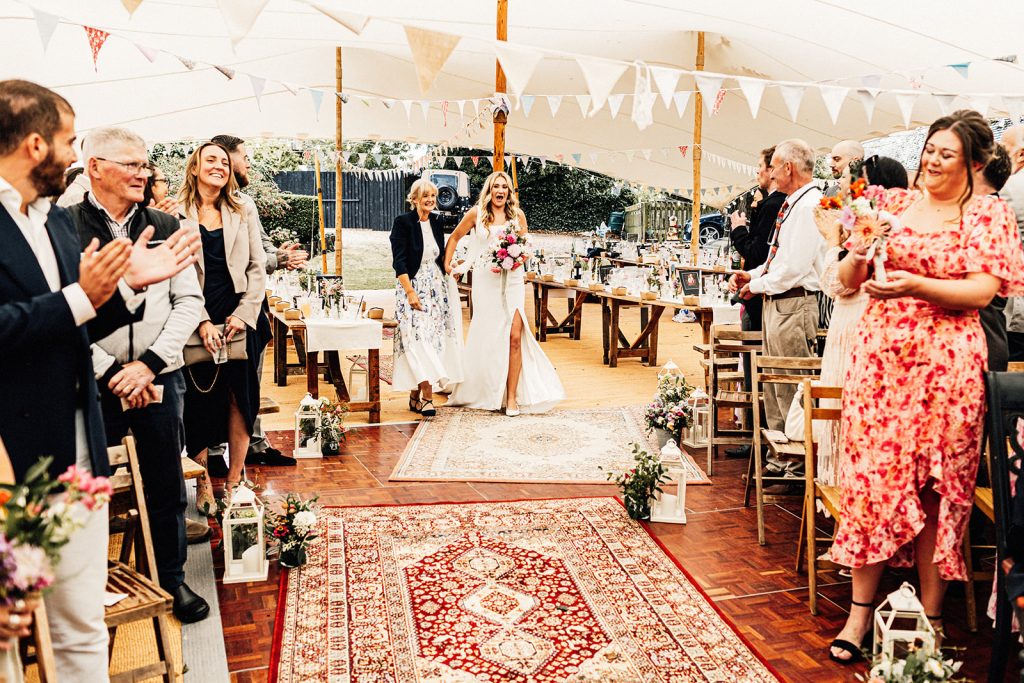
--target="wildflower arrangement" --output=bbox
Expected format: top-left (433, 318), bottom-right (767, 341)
top-left (643, 374), bottom-right (694, 441)
top-left (315, 397), bottom-right (349, 455)
top-left (856, 648), bottom-right (963, 682)
top-left (0, 457), bottom-right (112, 604)
top-left (265, 493), bottom-right (319, 568)
top-left (816, 165), bottom-right (898, 281)
top-left (489, 226), bottom-right (532, 273)
top-left (601, 444), bottom-right (671, 520)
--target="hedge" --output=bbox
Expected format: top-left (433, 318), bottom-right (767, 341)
top-left (260, 192), bottom-right (317, 246)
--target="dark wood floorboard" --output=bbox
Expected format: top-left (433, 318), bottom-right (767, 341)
top-left (210, 426), bottom-right (1010, 682)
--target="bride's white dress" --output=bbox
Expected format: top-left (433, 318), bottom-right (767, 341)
top-left (446, 220), bottom-right (564, 413)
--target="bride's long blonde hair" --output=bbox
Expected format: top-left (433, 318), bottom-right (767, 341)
top-left (475, 171), bottom-right (519, 227)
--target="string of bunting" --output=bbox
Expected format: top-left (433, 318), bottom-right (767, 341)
top-left (21, 0), bottom-right (1024, 134)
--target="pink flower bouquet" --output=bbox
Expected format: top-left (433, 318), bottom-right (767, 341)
top-left (489, 228), bottom-right (532, 274)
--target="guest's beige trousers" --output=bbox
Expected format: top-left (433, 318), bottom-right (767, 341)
top-left (761, 293), bottom-right (819, 431)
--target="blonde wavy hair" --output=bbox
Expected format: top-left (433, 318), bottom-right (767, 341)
top-left (406, 177), bottom-right (438, 209)
top-left (177, 142), bottom-right (242, 214)
top-left (475, 171), bottom-right (519, 227)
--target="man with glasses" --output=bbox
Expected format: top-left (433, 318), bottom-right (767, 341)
top-left (68, 127), bottom-right (210, 623)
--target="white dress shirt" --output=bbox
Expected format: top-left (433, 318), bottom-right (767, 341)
top-left (746, 181), bottom-right (826, 296)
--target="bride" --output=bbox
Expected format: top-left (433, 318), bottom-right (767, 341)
top-left (444, 171), bottom-right (564, 416)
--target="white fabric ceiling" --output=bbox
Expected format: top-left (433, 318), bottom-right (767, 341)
top-left (4, 0), bottom-right (1024, 205)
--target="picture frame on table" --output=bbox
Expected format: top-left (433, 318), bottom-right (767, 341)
top-left (678, 269), bottom-right (701, 297)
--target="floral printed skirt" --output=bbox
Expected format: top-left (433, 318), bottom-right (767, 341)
top-left (393, 262), bottom-right (464, 392)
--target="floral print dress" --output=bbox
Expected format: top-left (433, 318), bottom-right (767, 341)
top-left (830, 190), bottom-right (1024, 581)
top-left (392, 221), bottom-right (464, 392)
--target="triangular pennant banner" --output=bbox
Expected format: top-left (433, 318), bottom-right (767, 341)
top-left (521, 94), bottom-right (536, 117)
top-left (121, 0), bottom-right (143, 14)
top-left (694, 74), bottom-right (724, 114)
top-left (672, 91), bottom-right (691, 117)
top-left (607, 93), bottom-right (625, 118)
top-left (309, 89), bottom-right (325, 120)
top-left (135, 43), bottom-right (159, 62)
top-left (471, 156), bottom-right (480, 167)
top-left (249, 75), bottom-right (266, 109)
top-left (625, 150), bottom-right (635, 162)
top-left (949, 63), bottom-right (970, 79)
top-left (401, 99), bottom-right (413, 121)
top-left (176, 55), bottom-right (197, 70)
top-left (1003, 95), bottom-right (1024, 122)
top-left (860, 74), bottom-right (882, 97)
top-left (357, 153), bottom-right (367, 165)
top-left (642, 149), bottom-right (652, 161)
top-left (575, 94), bottom-right (592, 116)
top-left (546, 95), bottom-right (562, 117)
top-left (309, 3), bottom-right (369, 33)
top-left (588, 152), bottom-right (599, 164)
top-left (712, 88), bottom-right (727, 115)
top-left (32, 9), bottom-right (59, 52)
top-left (736, 77), bottom-right (766, 119)
top-left (575, 56), bottom-right (627, 115)
top-left (215, 65), bottom-right (236, 80)
top-left (969, 95), bottom-right (991, 118)
top-left (649, 65), bottom-right (681, 107)
top-left (778, 84), bottom-right (805, 121)
top-left (495, 42), bottom-right (543, 96)
top-left (571, 153), bottom-right (582, 165)
top-left (418, 100), bottom-right (431, 121)
top-left (678, 146), bottom-right (688, 158)
top-left (83, 27), bottom-right (110, 71)
top-left (216, 0), bottom-right (270, 44)
top-left (934, 93), bottom-right (958, 117)
top-left (818, 85), bottom-right (848, 125)
top-left (857, 89), bottom-right (877, 123)
top-left (631, 63), bottom-right (655, 130)
top-left (403, 25), bottom-right (461, 94)
top-left (895, 93), bottom-right (917, 128)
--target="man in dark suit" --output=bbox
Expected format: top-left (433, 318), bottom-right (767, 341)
top-left (0, 79), bottom-right (199, 682)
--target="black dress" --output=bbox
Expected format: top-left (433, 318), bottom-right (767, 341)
top-left (183, 226), bottom-right (269, 456)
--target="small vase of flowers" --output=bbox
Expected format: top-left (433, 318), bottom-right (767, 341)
top-left (601, 444), bottom-right (671, 520)
top-left (265, 493), bottom-right (319, 569)
top-left (316, 398), bottom-right (348, 456)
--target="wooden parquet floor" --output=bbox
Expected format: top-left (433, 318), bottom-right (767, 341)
top-left (217, 427), bottom-right (1012, 683)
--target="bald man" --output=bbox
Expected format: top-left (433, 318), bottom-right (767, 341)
top-left (829, 139), bottom-right (864, 179)
top-left (1000, 125), bottom-right (1024, 361)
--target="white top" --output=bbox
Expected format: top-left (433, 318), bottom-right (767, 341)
top-left (420, 220), bottom-right (439, 262)
top-left (747, 180), bottom-right (826, 296)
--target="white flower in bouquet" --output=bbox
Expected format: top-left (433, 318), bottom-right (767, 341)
top-left (924, 659), bottom-right (945, 677)
top-left (293, 510), bottom-right (317, 534)
top-left (11, 543), bottom-right (53, 593)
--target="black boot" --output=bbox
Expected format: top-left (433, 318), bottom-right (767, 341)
top-left (170, 583), bottom-right (210, 623)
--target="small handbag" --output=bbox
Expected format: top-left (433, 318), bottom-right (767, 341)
top-left (183, 324), bottom-right (248, 366)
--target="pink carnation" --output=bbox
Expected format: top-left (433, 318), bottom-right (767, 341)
top-left (507, 244), bottom-right (522, 258)
top-left (501, 256), bottom-right (515, 270)
top-left (497, 248), bottom-right (509, 259)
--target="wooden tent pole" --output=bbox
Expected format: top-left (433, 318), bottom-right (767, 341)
top-left (335, 46), bottom-right (343, 277)
top-left (690, 31), bottom-right (705, 259)
top-left (493, 0), bottom-right (508, 173)
top-left (315, 153), bottom-right (327, 272)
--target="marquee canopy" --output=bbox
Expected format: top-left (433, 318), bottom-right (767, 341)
top-left (5, 0), bottom-right (1024, 205)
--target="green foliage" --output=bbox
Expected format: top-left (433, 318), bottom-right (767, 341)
top-left (601, 444), bottom-right (671, 520)
top-left (439, 148), bottom-right (636, 233)
top-left (261, 193), bottom-right (317, 247)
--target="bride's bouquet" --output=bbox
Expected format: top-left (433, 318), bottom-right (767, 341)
top-left (816, 173), bottom-right (899, 282)
top-left (488, 227), bottom-right (532, 274)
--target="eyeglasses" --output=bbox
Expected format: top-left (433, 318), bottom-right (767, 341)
top-left (152, 177), bottom-right (168, 185)
top-left (95, 158), bottom-right (152, 176)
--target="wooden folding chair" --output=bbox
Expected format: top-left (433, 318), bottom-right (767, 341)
top-left (705, 325), bottom-right (762, 477)
top-left (748, 355), bottom-right (821, 546)
top-left (795, 379), bottom-right (843, 615)
top-left (106, 436), bottom-right (179, 683)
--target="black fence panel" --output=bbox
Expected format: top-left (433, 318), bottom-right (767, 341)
top-left (273, 171), bottom-right (406, 231)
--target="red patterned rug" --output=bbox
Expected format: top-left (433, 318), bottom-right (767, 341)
top-left (269, 497), bottom-right (780, 683)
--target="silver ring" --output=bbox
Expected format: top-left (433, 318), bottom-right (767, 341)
top-left (9, 613), bottom-right (21, 627)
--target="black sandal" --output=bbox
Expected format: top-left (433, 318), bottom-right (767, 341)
top-left (408, 396), bottom-right (421, 413)
top-left (828, 600), bottom-right (874, 664)
top-left (420, 399), bottom-right (437, 417)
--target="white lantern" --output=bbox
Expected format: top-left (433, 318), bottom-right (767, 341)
top-left (293, 393), bottom-right (322, 459)
top-left (650, 439), bottom-right (687, 524)
top-left (222, 484), bottom-right (269, 584)
top-left (658, 359), bottom-right (682, 380)
top-left (681, 388), bottom-right (710, 448)
top-left (873, 582), bottom-right (936, 661)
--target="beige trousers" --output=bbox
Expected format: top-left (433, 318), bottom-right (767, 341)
top-left (761, 293), bottom-right (818, 431)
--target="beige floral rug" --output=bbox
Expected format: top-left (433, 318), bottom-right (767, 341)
top-left (389, 406), bottom-right (710, 485)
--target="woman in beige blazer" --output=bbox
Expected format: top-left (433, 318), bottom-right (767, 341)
top-left (178, 142), bottom-right (267, 511)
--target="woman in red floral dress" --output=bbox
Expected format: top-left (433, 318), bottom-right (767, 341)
top-left (827, 110), bottom-right (1024, 663)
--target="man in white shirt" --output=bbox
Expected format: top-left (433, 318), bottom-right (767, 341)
top-left (0, 79), bottom-right (200, 682)
top-left (730, 139), bottom-right (826, 430)
top-left (999, 124), bottom-right (1024, 361)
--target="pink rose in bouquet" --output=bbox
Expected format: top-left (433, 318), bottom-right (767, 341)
top-left (488, 224), bottom-right (532, 273)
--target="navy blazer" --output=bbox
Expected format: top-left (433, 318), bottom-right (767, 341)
top-left (0, 203), bottom-right (139, 481)
top-left (389, 211), bottom-right (446, 280)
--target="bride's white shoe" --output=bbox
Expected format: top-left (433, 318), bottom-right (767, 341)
top-left (505, 407), bottom-right (520, 417)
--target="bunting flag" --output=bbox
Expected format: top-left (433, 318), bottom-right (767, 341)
top-left (641, 149), bottom-right (652, 161)
top-left (214, 65), bottom-right (236, 80)
top-left (672, 91), bottom-right (691, 117)
top-left (495, 42), bottom-right (543, 96)
top-left (249, 75), bottom-right (266, 109)
top-left (895, 92), bottom-right (917, 128)
top-left (309, 89), bottom-right (324, 120)
top-left (1004, 95), bottom-right (1024, 122)
top-left (860, 74), bottom-right (882, 96)
top-left (176, 55), bottom-right (197, 70)
top-left (575, 94), bottom-right (592, 116)
top-left (857, 88), bottom-right (877, 123)
top-left (83, 27), bottom-right (110, 71)
top-left (649, 65), bottom-right (681, 107)
top-left (337, 93), bottom-right (350, 104)
top-left (521, 94), bottom-right (536, 117)
top-left (546, 95), bottom-right (563, 117)
top-left (711, 88), bottom-right (727, 115)
top-left (571, 152), bottom-right (582, 165)
top-left (778, 84), bottom-right (805, 121)
top-left (949, 63), bottom-right (970, 79)
top-left (400, 99), bottom-right (413, 121)
top-left (818, 85), bottom-right (848, 125)
top-left (694, 74), bottom-right (723, 114)
top-left (678, 146), bottom-right (688, 158)
top-left (631, 63), bottom-right (655, 130)
top-left (934, 93), bottom-right (957, 117)
top-left (441, 99), bottom-right (449, 126)
top-left (404, 26), bottom-right (461, 94)
top-left (607, 93), bottom-right (625, 118)
top-left (121, 0), bottom-right (143, 14)
top-left (419, 100), bottom-right (431, 121)
top-left (357, 153), bottom-right (367, 165)
top-left (307, 2), bottom-right (369, 34)
top-left (216, 0), bottom-right (269, 44)
top-left (455, 99), bottom-right (464, 118)
top-left (736, 77), bottom-right (766, 118)
top-left (470, 156), bottom-right (480, 167)
top-left (575, 56), bottom-right (627, 115)
top-left (969, 94), bottom-right (991, 117)
top-left (32, 9), bottom-right (59, 52)
top-left (588, 152), bottom-right (599, 164)
top-left (135, 42), bottom-right (159, 62)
